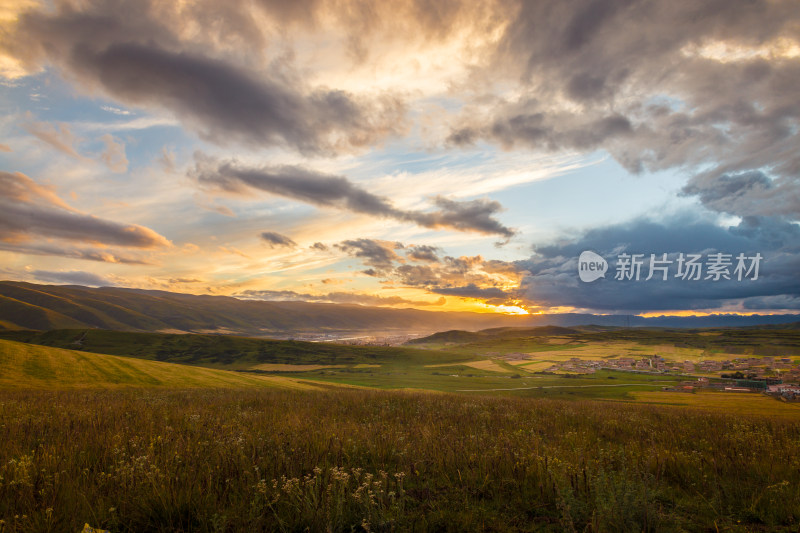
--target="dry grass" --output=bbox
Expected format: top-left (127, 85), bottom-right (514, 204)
top-left (526, 342), bottom-right (706, 362)
top-left (542, 337), bottom-right (574, 345)
top-left (426, 359), bottom-right (511, 373)
top-left (508, 361), bottom-right (554, 372)
top-left (250, 363), bottom-right (345, 372)
top-left (1, 388), bottom-right (800, 531)
top-left (630, 391), bottom-right (800, 419)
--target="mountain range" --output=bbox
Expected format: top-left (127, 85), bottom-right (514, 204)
top-left (0, 280), bottom-right (798, 335)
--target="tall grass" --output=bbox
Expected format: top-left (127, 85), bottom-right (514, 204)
top-left (0, 389), bottom-right (799, 531)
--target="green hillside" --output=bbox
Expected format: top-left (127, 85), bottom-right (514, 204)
top-left (407, 325), bottom-right (581, 344)
top-left (410, 324), bottom-right (800, 356)
top-left (0, 331), bottom-right (686, 397)
top-left (0, 338), bottom-right (316, 390)
top-left (0, 328), bottom-right (466, 368)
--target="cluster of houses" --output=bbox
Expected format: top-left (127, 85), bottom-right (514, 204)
top-left (663, 377), bottom-right (800, 399)
top-left (505, 352), bottom-right (800, 399)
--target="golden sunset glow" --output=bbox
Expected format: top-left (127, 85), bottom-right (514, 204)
top-left (0, 0), bottom-right (797, 324)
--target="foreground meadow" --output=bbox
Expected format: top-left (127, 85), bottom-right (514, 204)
top-left (1, 388), bottom-right (799, 532)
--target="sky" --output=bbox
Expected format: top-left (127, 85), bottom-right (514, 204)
top-left (0, 0), bottom-right (798, 316)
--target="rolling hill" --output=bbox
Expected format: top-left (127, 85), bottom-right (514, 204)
top-left (1, 281), bottom-right (799, 335)
top-left (407, 325), bottom-right (582, 344)
top-left (0, 280), bottom-right (525, 334)
top-left (0, 338), bottom-right (318, 389)
top-left (409, 324), bottom-right (800, 356)
top-left (0, 328), bottom-right (461, 368)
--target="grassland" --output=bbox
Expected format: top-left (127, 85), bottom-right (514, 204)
top-left (629, 390), bottom-right (800, 419)
top-left (0, 329), bottom-right (472, 368)
top-left (0, 329), bottom-right (692, 399)
top-left (1, 328), bottom-right (799, 531)
top-left (410, 326), bottom-right (800, 358)
top-left (0, 339), bottom-right (315, 390)
top-left (1, 388), bottom-right (800, 532)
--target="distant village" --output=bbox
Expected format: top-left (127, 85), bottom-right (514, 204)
top-left (502, 353), bottom-right (800, 400)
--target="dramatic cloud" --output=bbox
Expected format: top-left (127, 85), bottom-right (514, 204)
top-left (1, 0), bottom-right (797, 315)
top-left (444, 0), bottom-right (800, 227)
top-left (0, 242), bottom-right (151, 265)
top-left (193, 156), bottom-right (515, 237)
top-left (392, 255), bottom-right (521, 303)
top-left (30, 269), bottom-right (116, 287)
top-left (682, 171), bottom-right (800, 219)
top-left (406, 245), bottom-right (440, 263)
top-left (0, 171), bottom-right (171, 250)
top-left (430, 283), bottom-right (509, 300)
top-left (336, 239), bottom-right (404, 274)
top-left (411, 197), bottom-right (514, 240)
top-left (6, 3), bottom-right (407, 155)
top-left (336, 238), bottom-right (521, 303)
top-left (236, 288), bottom-right (445, 307)
top-left (516, 215), bottom-right (800, 312)
top-left (448, 112), bottom-right (633, 153)
top-left (260, 231), bottom-right (297, 248)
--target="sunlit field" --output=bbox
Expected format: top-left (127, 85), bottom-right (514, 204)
top-left (0, 339), bottom-right (315, 391)
top-left (630, 390), bottom-right (800, 419)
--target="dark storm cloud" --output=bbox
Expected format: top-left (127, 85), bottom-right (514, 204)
top-left (681, 171), bottom-right (800, 218)
top-left (235, 288), bottom-right (445, 307)
top-left (0, 171), bottom-right (171, 250)
top-left (516, 215), bottom-right (800, 312)
top-left (260, 231), bottom-right (297, 248)
top-left (193, 157), bottom-right (515, 237)
top-left (30, 270), bottom-right (116, 287)
top-left (742, 295), bottom-right (800, 310)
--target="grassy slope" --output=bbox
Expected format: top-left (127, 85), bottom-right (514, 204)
top-left (0, 339), bottom-right (316, 390)
top-left (0, 329), bottom-right (685, 398)
top-left (410, 325), bottom-right (800, 357)
top-left (629, 390), bottom-right (800, 419)
top-left (4, 329), bottom-right (799, 406)
top-left (0, 328), bottom-right (471, 367)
